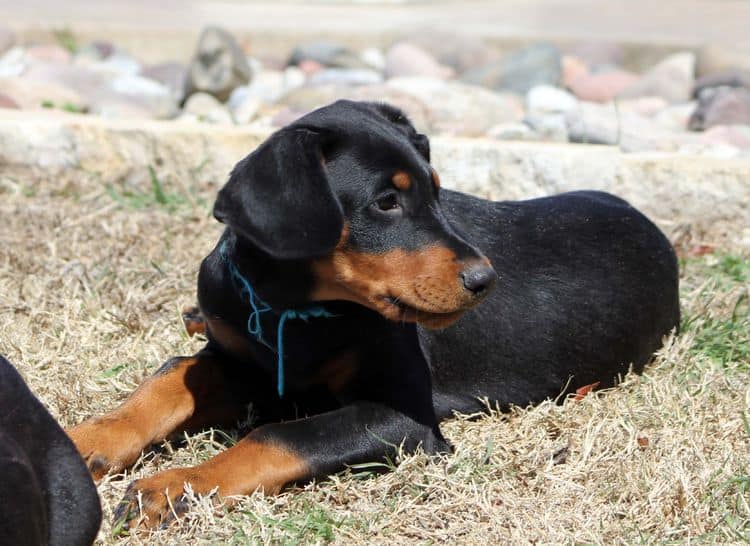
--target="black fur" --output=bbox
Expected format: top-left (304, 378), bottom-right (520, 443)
top-left (0, 356), bottom-right (101, 545)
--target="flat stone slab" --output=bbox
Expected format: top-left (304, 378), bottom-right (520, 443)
top-left (1, 110), bottom-right (748, 249)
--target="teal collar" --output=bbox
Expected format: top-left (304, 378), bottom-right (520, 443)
top-left (219, 241), bottom-right (335, 397)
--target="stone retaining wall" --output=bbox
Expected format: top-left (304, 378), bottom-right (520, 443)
top-left (1, 111), bottom-right (748, 249)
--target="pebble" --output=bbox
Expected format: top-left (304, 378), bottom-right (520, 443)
top-left (405, 32), bottom-right (498, 73)
top-left (0, 46), bottom-right (26, 77)
top-left (360, 47), bottom-right (386, 71)
top-left (486, 122), bottom-right (539, 141)
top-left (526, 85), bottom-right (578, 115)
top-left (242, 69), bottom-right (292, 104)
top-left (26, 44), bottom-right (72, 64)
top-left (461, 43), bottom-right (562, 94)
top-left (561, 55), bottom-right (588, 88)
top-left (388, 77), bottom-right (524, 135)
top-left (568, 69), bottom-right (639, 102)
top-left (288, 41), bottom-right (367, 70)
top-left (617, 96), bottom-right (669, 117)
top-left (186, 26), bottom-right (252, 102)
top-left (619, 52), bottom-right (695, 103)
top-left (228, 86), bottom-right (262, 124)
top-left (701, 124), bottom-right (750, 150)
top-left (183, 92), bottom-right (233, 124)
top-left (308, 68), bottom-right (383, 86)
top-left (525, 113), bottom-right (569, 142)
top-left (142, 62), bottom-right (188, 103)
top-left (0, 92), bottom-right (19, 109)
top-left (385, 42), bottom-right (453, 80)
top-left (693, 70), bottom-right (750, 99)
top-left (0, 75), bottom-right (84, 110)
top-left (653, 102), bottom-right (696, 132)
top-left (688, 87), bottom-right (750, 131)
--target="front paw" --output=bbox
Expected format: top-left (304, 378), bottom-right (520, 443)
top-left (67, 418), bottom-right (145, 480)
top-left (112, 469), bottom-right (213, 532)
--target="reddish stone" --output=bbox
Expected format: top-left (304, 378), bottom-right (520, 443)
top-left (568, 70), bottom-right (639, 102)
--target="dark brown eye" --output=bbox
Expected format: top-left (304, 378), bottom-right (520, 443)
top-left (375, 194), bottom-right (400, 212)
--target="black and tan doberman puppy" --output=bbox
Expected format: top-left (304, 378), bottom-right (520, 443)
top-left (68, 100), bottom-right (680, 530)
top-left (0, 355), bottom-right (101, 545)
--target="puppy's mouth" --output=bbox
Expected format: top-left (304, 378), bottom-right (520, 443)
top-left (378, 295), bottom-right (467, 329)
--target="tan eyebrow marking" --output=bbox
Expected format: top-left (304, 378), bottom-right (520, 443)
top-left (430, 169), bottom-right (441, 189)
top-left (392, 171), bottom-right (411, 191)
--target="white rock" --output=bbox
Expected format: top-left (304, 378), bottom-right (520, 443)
top-left (526, 85), bottom-right (578, 114)
top-left (0, 47), bottom-right (27, 78)
top-left (283, 66), bottom-right (306, 90)
top-left (361, 47), bottom-right (386, 71)
top-left (228, 86), bottom-right (262, 124)
top-left (183, 92), bottom-right (233, 124)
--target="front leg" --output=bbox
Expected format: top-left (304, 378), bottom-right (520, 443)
top-left (115, 401), bottom-right (448, 530)
top-left (67, 348), bottom-right (248, 479)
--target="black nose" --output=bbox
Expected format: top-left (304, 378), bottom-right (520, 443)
top-left (461, 264), bottom-right (497, 295)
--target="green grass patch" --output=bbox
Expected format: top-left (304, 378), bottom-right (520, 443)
top-left (105, 166), bottom-right (208, 214)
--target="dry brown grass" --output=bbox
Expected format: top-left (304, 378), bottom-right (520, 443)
top-left (1, 167), bottom-right (748, 545)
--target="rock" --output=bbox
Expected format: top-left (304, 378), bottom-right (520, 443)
top-left (0, 92), bottom-right (19, 109)
top-left (525, 113), bottom-right (569, 142)
top-left (288, 41), bottom-right (367, 70)
top-left (308, 68), bottom-right (383, 86)
top-left (92, 52), bottom-right (142, 76)
top-left (617, 96), bottom-right (669, 117)
top-left (461, 43), bottom-right (562, 94)
top-left (405, 32), bottom-right (498, 73)
top-left (183, 92), bottom-right (233, 124)
top-left (241, 69), bottom-right (294, 104)
top-left (384, 42), bottom-right (453, 80)
top-left (688, 87), bottom-right (750, 131)
top-left (0, 76), bottom-right (85, 110)
top-left (0, 46), bottom-right (26, 77)
top-left (228, 86), bottom-right (261, 124)
top-left (26, 44), bottom-right (72, 64)
top-left (526, 85), bottom-right (578, 115)
top-left (100, 75), bottom-right (177, 118)
top-left (23, 63), bottom-right (109, 101)
top-left (360, 47), bottom-right (386, 71)
top-left (387, 76), bottom-right (524, 135)
top-left (297, 59), bottom-right (324, 76)
top-left (561, 55), bottom-right (588, 88)
top-left (186, 26), bottom-right (252, 102)
top-left (619, 52), bottom-right (695, 103)
top-left (277, 84), bottom-right (431, 132)
top-left (0, 27), bottom-right (16, 56)
top-left (700, 124), bottom-right (750, 150)
top-left (284, 66), bottom-right (306, 90)
top-left (564, 42), bottom-right (624, 69)
top-left (653, 102), bottom-right (696, 131)
top-left (697, 43), bottom-right (750, 78)
top-left (693, 70), bottom-right (750, 98)
top-left (568, 69), bottom-right (639, 103)
top-left (565, 101), bottom-right (673, 152)
top-left (486, 122), bottom-right (539, 141)
top-left (142, 62), bottom-right (188, 102)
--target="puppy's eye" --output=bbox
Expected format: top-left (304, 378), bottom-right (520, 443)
top-left (374, 194), bottom-right (400, 213)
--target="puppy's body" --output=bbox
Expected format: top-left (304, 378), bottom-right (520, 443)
top-left (67, 100), bottom-right (679, 529)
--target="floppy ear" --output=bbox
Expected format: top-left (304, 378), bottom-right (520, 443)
top-left (213, 128), bottom-right (344, 260)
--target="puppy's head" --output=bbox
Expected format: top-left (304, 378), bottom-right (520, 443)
top-left (214, 100), bottom-right (495, 328)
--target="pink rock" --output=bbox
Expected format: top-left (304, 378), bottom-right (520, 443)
top-left (298, 59), bottom-right (324, 76)
top-left (385, 42), bottom-right (454, 80)
top-left (701, 125), bottom-right (750, 150)
top-left (561, 55), bottom-right (589, 88)
top-left (568, 70), bottom-right (639, 102)
top-left (619, 52), bottom-right (695, 103)
top-left (26, 44), bottom-right (72, 64)
top-left (0, 92), bottom-right (19, 109)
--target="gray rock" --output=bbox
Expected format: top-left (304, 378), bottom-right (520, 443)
top-left (486, 122), bottom-right (539, 141)
top-left (619, 52), bottom-right (695, 103)
top-left (308, 68), bottom-right (383, 86)
top-left (697, 43), bottom-right (750, 78)
top-left (186, 26), bottom-right (252, 102)
top-left (526, 85), bottom-right (578, 115)
top-left (142, 62), bottom-right (188, 103)
top-left (688, 87), bottom-right (750, 131)
top-left (385, 42), bottom-right (453, 80)
top-left (183, 92), bottom-right (233, 124)
top-left (227, 86), bottom-right (261, 124)
top-left (524, 113), bottom-right (569, 142)
top-left (387, 76), bottom-right (524, 135)
top-left (693, 71), bottom-right (750, 98)
top-left (461, 43), bottom-right (562, 94)
top-left (565, 101), bottom-right (673, 152)
top-left (0, 26), bottom-right (15, 56)
top-left (288, 41), bottom-right (368, 70)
